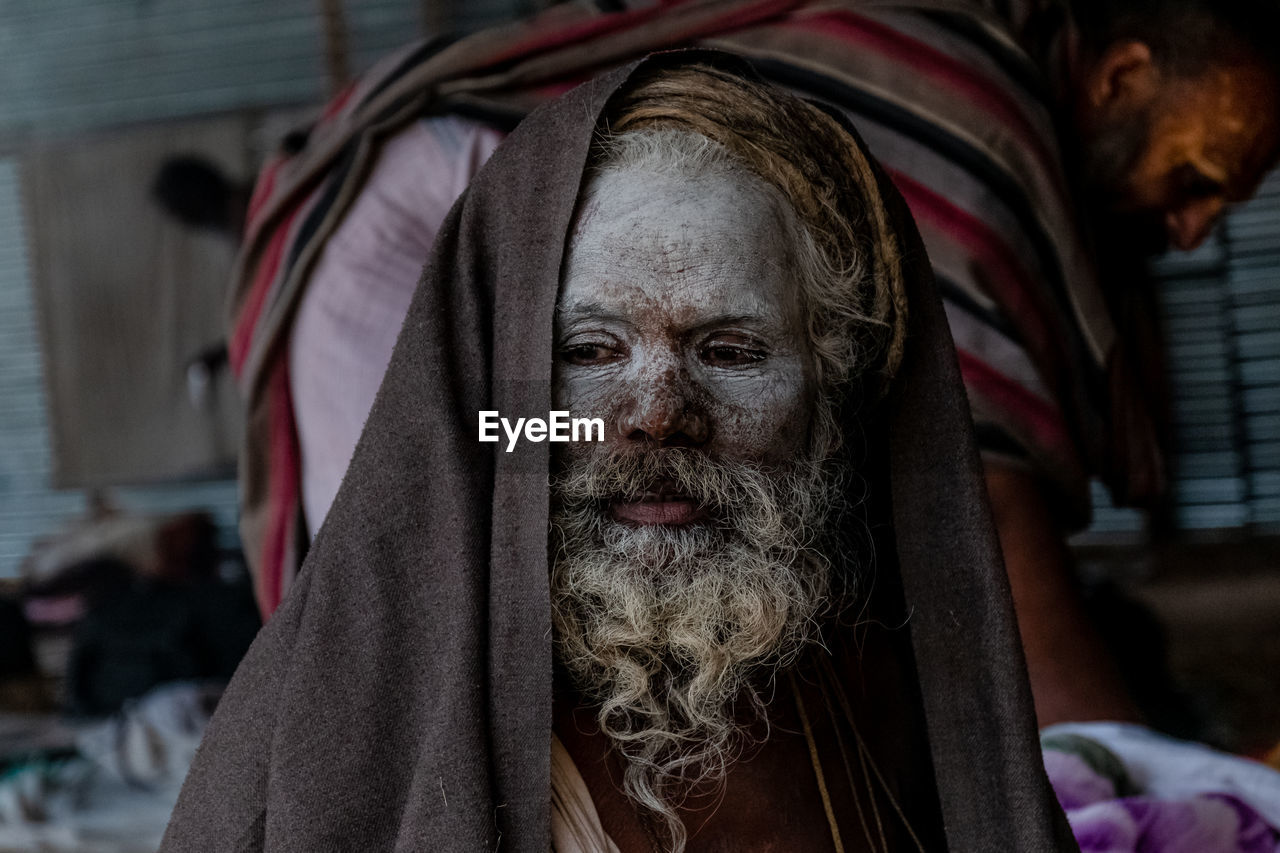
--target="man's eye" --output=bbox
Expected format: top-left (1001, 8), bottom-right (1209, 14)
top-left (561, 343), bottom-right (621, 366)
top-left (701, 343), bottom-right (766, 367)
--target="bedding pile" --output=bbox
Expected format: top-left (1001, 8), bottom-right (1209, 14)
top-left (1044, 722), bottom-right (1280, 852)
top-left (0, 682), bottom-right (219, 853)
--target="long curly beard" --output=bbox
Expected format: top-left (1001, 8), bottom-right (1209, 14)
top-left (549, 447), bottom-right (851, 851)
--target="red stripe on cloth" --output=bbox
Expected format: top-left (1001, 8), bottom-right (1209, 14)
top-left (485, 0), bottom-right (802, 67)
top-left (957, 349), bottom-right (1071, 455)
top-left (781, 10), bottom-right (1063, 194)
top-left (320, 81), bottom-right (358, 121)
top-left (258, 356), bottom-right (301, 617)
top-left (531, 78), bottom-right (587, 99)
top-left (240, 81), bottom-right (355, 244)
top-left (228, 204), bottom-right (300, 378)
top-left (888, 168), bottom-right (1056, 362)
top-left (244, 155), bottom-right (287, 233)
top-left (484, 1), bottom-right (677, 66)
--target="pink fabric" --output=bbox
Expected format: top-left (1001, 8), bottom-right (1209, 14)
top-left (290, 116), bottom-right (504, 536)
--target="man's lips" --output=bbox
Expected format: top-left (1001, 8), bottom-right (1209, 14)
top-left (610, 498), bottom-right (707, 526)
top-left (608, 480), bottom-right (708, 526)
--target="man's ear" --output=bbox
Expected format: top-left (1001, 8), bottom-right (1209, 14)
top-left (1085, 40), bottom-right (1160, 118)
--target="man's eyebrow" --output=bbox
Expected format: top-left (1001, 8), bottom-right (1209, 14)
top-left (688, 313), bottom-right (774, 332)
top-left (558, 304), bottom-right (780, 332)
top-left (558, 301), bottom-right (631, 323)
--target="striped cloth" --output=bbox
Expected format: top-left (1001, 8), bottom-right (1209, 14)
top-left (228, 0), bottom-right (1162, 616)
top-left (288, 117), bottom-right (505, 541)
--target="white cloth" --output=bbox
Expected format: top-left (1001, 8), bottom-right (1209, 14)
top-left (290, 115), bottom-right (503, 537)
top-left (550, 735), bottom-right (621, 853)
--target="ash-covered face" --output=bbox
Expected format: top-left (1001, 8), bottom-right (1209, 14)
top-left (553, 164), bottom-right (817, 518)
top-left (548, 151), bottom-right (849, 844)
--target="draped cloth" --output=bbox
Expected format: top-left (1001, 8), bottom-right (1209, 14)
top-left (551, 736), bottom-right (622, 853)
top-left (229, 0), bottom-right (1159, 616)
top-left (162, 53), bottom-right (1077, 851)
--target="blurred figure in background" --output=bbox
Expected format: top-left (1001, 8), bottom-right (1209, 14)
top-left (227, 0), bottom-right (1280, 727)
top-left (152, 155), bottom-right (251, 242)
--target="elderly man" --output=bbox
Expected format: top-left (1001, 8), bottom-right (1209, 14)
top-left (227, 0), bottom-right (1280, 729)
top-left (162, 56), bottom-right (1076, 851)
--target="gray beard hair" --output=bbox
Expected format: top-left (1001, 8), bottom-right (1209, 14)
top-left (549, 447), bottom-right (851, 850)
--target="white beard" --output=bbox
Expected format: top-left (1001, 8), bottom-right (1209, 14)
top-left (549, 447), bottom-right (849, 849)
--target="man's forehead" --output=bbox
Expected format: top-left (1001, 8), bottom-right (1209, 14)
top-left (558, 164), bottom-right (799, 325)
top-left (557, 291), bottom-right (786, 332)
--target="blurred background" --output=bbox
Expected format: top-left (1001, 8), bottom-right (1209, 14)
top-left (0, 3), bottom-right (548, 849)
top-left (0, 0), bottom-right (1279, 849)
top-left (0, 0), bottom-right (555, 578)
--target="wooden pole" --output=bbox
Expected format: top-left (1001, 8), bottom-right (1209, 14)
top-left (318, 0), bottom-right (351, 96)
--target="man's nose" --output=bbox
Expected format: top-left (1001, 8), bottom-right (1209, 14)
top-left (617, 375), bottom-right (709, 446)
top-left (1165, 199), bottom-right (1224, 251)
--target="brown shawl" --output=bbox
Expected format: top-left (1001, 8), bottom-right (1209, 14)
top-left (162, 53), bottom-right (1076, 852)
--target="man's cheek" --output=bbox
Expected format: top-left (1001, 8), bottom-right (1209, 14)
top-left (553, 436), bottom-right (603, 470)
top-left (549, 398), bottom-right (616, 465)
top-left (557, 381), bottom-right (632, 440)
top-left (703, 383), bottom-right (812, 461)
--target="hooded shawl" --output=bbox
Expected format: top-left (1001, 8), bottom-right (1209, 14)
top-left (163, 53), bottom-right (1076, 851)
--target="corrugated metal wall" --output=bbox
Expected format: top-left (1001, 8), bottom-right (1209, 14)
top-left (1085, 171), bottom-right (1280, 543)
top-left (0, 0), bottom-right (534, 141)
top-left (1223, 170), bottom-right (1280, 530)
top-left (0, 158), bottom-right (85, 574)
top-left (1147, 172), bottom-right (1280, 535)
top-left (1153, 234), bottom-right (1242, 531)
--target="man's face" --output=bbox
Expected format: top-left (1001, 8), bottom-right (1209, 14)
top-left (548, 155), bottom-right (845, 821)
top-left (554, 163), bottom-right (816, 486)
top-left (1084, 60), bottom-right (1280, 253)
